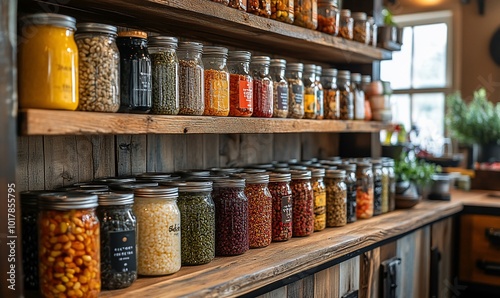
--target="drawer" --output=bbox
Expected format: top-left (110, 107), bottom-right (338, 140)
top-left (459, 214), bottom-right (500, 286)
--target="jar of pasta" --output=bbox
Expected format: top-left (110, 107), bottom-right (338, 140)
top-left (271, 0), bottom-right (294, 23)
top-left (303, 64), bottom-right (318, 119)
top-left (317, 0), bottom-right (339, 35)
top-left (202, 46), bottom-right (230, 116)
top-left (294, 0), bottom-right (318, 29)
top-left (321, 68), bottom-right (339, 119)
top-left (270, 59), bottom-right (289, 118)
top-left (310, 168), bottom-right (326, 231)
top-left (339, 9), bottom-right (353, 40)
top-left (325, 169), bottom-right (347, 227)
top-left (353, 12), bottom-right (369, 44)
top-left (242, 173), bottom-right (272, 248)
top-left (19, 13), bottom-right (79, 110)
top-left (38, 193), bottom-right (101, 297)
top-left (228, 51), bottom-right (253, 116)
top-left (290, 170), bottom-right (315, 237)
top-left (133, 187), bottom-right (181, 275)
top-left (178, 42), bottom-right (205, 115)
top-left (337, 70), bottom-right (353, 120)
top-left (248, 0), bottom-right (271, 17)
top-left (338, 163), bottom-right (357, 223)
top-left (356, 162), bottom-right (374, 219)
top-left (285, 63), bottom-right (305, 119)
top-left (269, 172), bottom-right (293, 241)
top-left (314, 65), bottom-right (324, 119)
top-left (250, 56), bottom-right (273, 118)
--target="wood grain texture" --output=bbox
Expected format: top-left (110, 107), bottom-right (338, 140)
top-left (314, 265), bottom-right (340, 298)
top-left (43, 136), bottom-right (79, 189)
top-left (90, 135), bottom-right (115, 179)
top-left (116, 135), bottom-right (147, 176)
top-left (17, 136), bottom-right (45, 192)
top-left (272, 134), bottom-right (301, 162)
top-left (239, 134), bottom-right (274, 165)
top-left (301, 133), bottom-right (339, 160)
top-left (431, 218), bottom-right (453, 298)
top-left (256, 286), bottom-right (287, 298)
top-left (359, 247), bottom-right (380, 298)
top-left (146, 134), bottom-right (175, 172)
top-left (203, 134), bottom-right (220, 169)
top-left (20, 109), bottom-right (390, 135)
top-left (339, 256), bottom-right (360, 297)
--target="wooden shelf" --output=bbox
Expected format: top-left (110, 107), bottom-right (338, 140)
top-left (26, 0), bottom-right (391, 64)
top-left (19, 109), bottom-right (390, 135)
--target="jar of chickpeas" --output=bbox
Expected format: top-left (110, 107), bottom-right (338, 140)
top-left (353, 12), bottom-right (369, 44)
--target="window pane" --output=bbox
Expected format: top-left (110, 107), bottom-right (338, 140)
top-left (390, 94), bottom-right (411, 132)
top-left (380, 27), bottom-right (413, 90)
top-left (411, 92), bottom-right (445, 155)
top-left (412, 23), bottom-right (447, 88)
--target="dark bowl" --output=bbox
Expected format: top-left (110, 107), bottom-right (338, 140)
top-left (395, 195), bottom-right (422, 209)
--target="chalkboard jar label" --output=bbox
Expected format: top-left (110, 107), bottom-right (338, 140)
top-left (110, 230), bottom-right (137, 273)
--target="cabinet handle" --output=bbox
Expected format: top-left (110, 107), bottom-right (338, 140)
top-left (485, 228), bottom-right (500, 246)
top-left (430, 247), bottom-right (441, 298)
top-left (476, 260), bottom-right (500, 276)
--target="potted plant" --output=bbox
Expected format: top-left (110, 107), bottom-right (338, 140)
top-left (446, 88), bottom-right (500, 163)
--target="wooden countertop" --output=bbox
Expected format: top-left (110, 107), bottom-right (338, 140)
top-left (99, 190), bottom-right (500, 297)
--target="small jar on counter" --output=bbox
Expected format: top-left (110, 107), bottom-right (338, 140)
top-left (339, 9), bottom-right (353, 40)
top-left (271, 0), bottom-right (294, 23)
top-left (337, 70), bottom-right (354, 120)
top-left (117, 30), bottom-right (152, 113)
top-left (310, 168), bottom-right (326, 231)
top-left (315, 65), bottom-right (324, 120)
top-left (96, 192), bottom-right (137, 290)
top-left (293, 0), bottom-right (318, 30)
top-left (270, 59), bottom-right (289, 118)
top-left (317, 0), bottom-right (339, 35)
top-left (75, 23), bottom-right (120, 112)
top-left (202, 46), bottom-right (230, 116)
top-left (251, 56), bottom-right (274, 118)
top-left (228, 51), bottom-right (254, 116)
top-left (338, 163), bottom-right (357, 223)
top-left (351, 73), bottom-right (365, 121)
top-left (290, 170), bottom-right (315, 237)
top-left (148, 36), bottom-right (180, 115)
top-left (212, 178), bottom-right (249, 255)
top-left (133, 187), bottom-right (181, 275)
top-left (248, 0), bottom-right (271, 17)
top-left (285, 63), bottom-right (305, 119)
top-left (322, 68), bottom-right (339, 119)
top-left (325, 169), bottom-right (347, 227)
top-left (269, 172), bottom-right (293, 241)
top-left (356, 162), bottom-right (374, 219)
top-left (368, 16), bottom-right (377, 47)
top-left (243, 173), bottom-right (272, 248)
top-left (178, 41), bottom-right (205, 115)
top-left (303, 64), bottom-right (318, 119)
top-left (353, 12), bottom-right (369, 44)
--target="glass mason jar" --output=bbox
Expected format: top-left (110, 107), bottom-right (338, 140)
top-left (381, 159), bottom-right (390, 214)
top-left (116, 30), bottom-right (152, 113)
top-left (75, 23), bottom-right (119, 112)
top-left (325, 169), bottom-right (347, 227)
top-left (166, 181), bottom-right (215, 265)
top-left (285, 63), bottom-right (305, 119)
top-left (368, 16), bottom-right (378, 47)
top-left (248, 0), bottom-right (271, 17)
top-left (212, 178), bottom-right (249, 255)
top-left (315, 65), bottom-right (324, 120)
top-left (242, 173), bottom-right (272, 248)
top-left (133, 187), bottom-right (181, 275)
top-left (202, 46), bottom-right (230, 116)
top-left (322, 68), bottom-right (340, 119)
top-left (361, 74), bottom-right (372, 120)
top-left (372, 160), bottom-right (383, 216)
top-left (269, 172), bottom-right (293, 241)
top-left (303, 64), bottom-right (317, 119)
top-left (38, 193), bottom-right (100, 297)
top-left (177, 41), bottom-right (205, 115)
top-left (251, 56), bottom-right (274, 118)
top-left (351, 73), bottom-right (365, 120)
top-left (353, 12), bottom-right (369, 44)
top-left (317, 0), bottom-right (339, 35)
top-left (96, 192), bottom-right (137, 290)
top-left (290, 170), bottom-right (315, 237)
top-left (338, 163), bottom-right (357, 223)
top-left (310, 168), bottom-right (326, 231)
top-left (294, 0), bottom-right (318, 30)
top-left (271, 0), bottom-right (294, 23)
top-left (228, 51), bottom-right (253, 117)
top-left (228, 0), bottom-right (247, 10)
top-left (337, 70), bottom-right (354, 120)
top-left (270, 59), bottom-right (289, 118)
top-left (19, 13), bottom-right (79, 110)
top-left (383, 158), bottom-right (396, 212)
top-left (339, 9), bottom-right (354, 40)
top-left (356, 162), bottom-right (374, 219)
top-left (148, 36), bottom-right (180, 115)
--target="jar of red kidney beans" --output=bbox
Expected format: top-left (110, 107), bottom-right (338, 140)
top-left (242, 173), bottom-right (272, 248)
top-left (290, 170), bottom-right (315, 237)
top-left (269, 172), bottom-right (293, 241)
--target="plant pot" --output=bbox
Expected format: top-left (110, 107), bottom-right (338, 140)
top-left (395, 181), bottom-right (421, 209)
top-left (473, 143), bottom-right (500, 163)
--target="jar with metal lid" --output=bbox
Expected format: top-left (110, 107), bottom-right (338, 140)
top-left (19, 13), bottom-right (79, 110)
top-left (109, 181), bottom-right (159, 191)
top-left (325, 169), bottom-right (347, 227)
top-left (228, 0), bottom-right (247, 10)
top-left (361, 75), bottom-right (373, 120)
top-left (228, 51), bottom-right (253, 117)
top-left (95, 176), bottom-right (136, 184)
top-left (381, 159), bottom-right (390, 213)
top-left (317, 0), bottom-right (339, 35)
top-left (310, 168), bottom-right (326, 231)
top-left (117, 30), bottom-right (152, 113)
top-left (303, 64), bottom-right (318, 119)
top-left (372, 160), bottom-right (383, 216)
top-left (353, 12), bottom-right (369, 44)
top-left (351, 73), bottom-right (365, 120)
top-left (165, 181), bottom-right (215, 265)
top-left (383, 158), bottom-right (396, 211)
top-left (148, 36), bottom-right (179, 115)
top-left (285, 63), bottom-right (305, 119)
top-left (270, 59), bottom-right (289, 118)
top-left (271, 0), bottom-right (294, 23)
top-left (136, 172), bottom-right (172, 182)
top-left (251, 56), bottom-right (273, 118)
top-left (294, 0), bottom-right (318, 30)
top-left (96, 192), bottom-right (137, 290)
top-left (337, 70), bottom-right (354, 120)
top-left (38, 193), bottom-right (101, 297)
top-left (322, 68), bottom-right (340, 119)
top-left (339, 9), bottom-right (353, 40)
top-left (248, 0), bottom-right (271, 17)
top-left (290, 170), bottom-right (315, 236)
top-left (75, 23), bottom-right (120, 112)
top-left (368, 16), bottom-right (377, 47)
top-left (338, 163), bottom-right (357, 223)
top-left (178, 41), bottom-right (204, 115)
top-left (212, 178), bottom-right (249, 255)
top-left (314, 65), bottom-right (324, 119)
top-left (356, 163), bottom-right (374, 219)
top-left (202, 46), bottom-right (230, 116)
top-left (133, 187), bottom-right (181, 275)
top-left (268, 172), bottom-right (293, 241)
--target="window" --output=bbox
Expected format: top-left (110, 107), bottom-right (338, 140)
top-left (380, 11), bottom-right (453, 154)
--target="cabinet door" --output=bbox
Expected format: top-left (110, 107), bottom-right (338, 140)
top-left (430, 217), bottom-right (454, 298)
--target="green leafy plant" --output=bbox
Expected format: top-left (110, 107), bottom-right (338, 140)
top-left (382, 8), bottom-right (396, 26)
top-left (446, 88), bottom-right (500, 145)
top-left (395, 153), bottom-right (441, 186)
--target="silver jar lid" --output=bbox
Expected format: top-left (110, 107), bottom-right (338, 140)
top-left (251, 56), bottom-right (271, 65)
top-left (290, 165), bottom-right (308, 171)
top-left (242, 168), bottom-right (267, 174)
top-left (341, 9), bottom-right (352, 17)
top-left (162, 180), bottom-right (212, 193)
top-left (273, 162), bottom-right (289, 169)
top-left (21, 190), bottom-right (60, 206)
top-left (21, 13), bottom-right (76, 31)
top-left (362, 75), bottom-right (371, 83)
top-left (178, 41), bottom-right (203, 52)
top-left (76, 23), bottom-right (117, 35)
top-left (136, 172), bottom-right (172, 180)
top-left (351, 73), bottom-right (362, 82)
top-left (96, 192), bottom-right (134, 206)
top-left (148, 36), bottom-right (178, 48)
top-left (310, 168), bottom-right (326, 178)
top-left (303, 64), bottom-right (316, 73)
top-left (228, 50), bottom-right (251, 61)
top-left (315, 65), bottom-right (322, 76)
top-left (352, 12), bottom-right (367, 21)
top-left (237, 173), bottom-right (269, 184)
top-left (38, 192), bottom-right (98, 210)
top-left (322, 68), bottom-right (338, 77)
top-left (134, 186), bottom-right (178, 199)
top-left (248, 163), bottom-right (274, 170)
top-left (269, 172), bottom-right (292, 183)
top-left (326, 169), bottom-right (346, 179)
top-left (203, 46), bottom-right (228, 58)
top-left (213, 178), bottom-right (245, 188)
top-left (176, 169), bottom-right (211, 177)
top-left (270, 59), bottom-right (287, 68)
top-left (95, 176), bottom-right (136, 184)
top-left (109, 182), bottom-right (159, 191)
top-left (368, 16), bottom-right (375, 25)
top-left (291, 170), bottom-right (311, 180)
top-left (75, 185), bottom-right (109, 193)
top-left (337, 70), bottom-right (351, 80)
top-left (210, 167), bottom-right (244, 175)
top-left (286, 63), bottom-right (304, 72)
top-left (338, 163), bottom-right (356, 172)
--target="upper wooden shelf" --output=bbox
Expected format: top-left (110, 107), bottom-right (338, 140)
top-left (19, 109), bottom-right (389, 135)
top-left (28, 0), bottom-right (392, 64)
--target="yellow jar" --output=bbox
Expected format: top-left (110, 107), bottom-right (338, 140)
top-left (19, 13), bottom-right (79, 110)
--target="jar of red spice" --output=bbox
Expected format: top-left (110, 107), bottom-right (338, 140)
top-left (317, 0), bottom-right (339, 35)
top-left (325, 169), bottom-right (347, 227)
top-left (250, 56), bottom-right (273, 118)
top-left (310, 168), bottom-right (326, 231)
top-left (228, 51), bottom-right (253, 117)
top-left (248, 0), bottom-right (271, 17)
top-left (269, 172), bottom-right (293, 241)
top-left (202, 46), bottom-right (230, 116)
top-left (356, 162), bottom-right (374, 219)
top-left (212, 178), bottom-right (249, 255)
top-left (290, 170), bottom-right (315, 237)
top-left (242, 173), bottom-right (272, 248)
